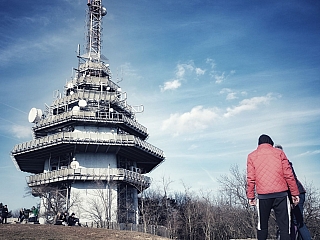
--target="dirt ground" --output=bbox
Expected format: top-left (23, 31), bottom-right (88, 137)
top-left (0, 224), bottom-right (169, 240)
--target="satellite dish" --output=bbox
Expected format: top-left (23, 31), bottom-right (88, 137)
top-left (28, 108), bottom-right (43, 123)
top-left (78, 99), bottom-right (87, 107)
top-left (70, 159), bottom-right (79, 169)
top-left (67, 82), bottom-right (74, 89)
top-left (72, 106), bottom-right (80, 111)
top-left (101, 6), bottom-right (107, 16)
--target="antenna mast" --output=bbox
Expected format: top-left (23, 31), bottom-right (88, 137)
top-left (86, 0), bottom-right (107, 62)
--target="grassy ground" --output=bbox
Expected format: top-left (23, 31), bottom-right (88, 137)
top-left (0, 224), bottom-right (169, 240)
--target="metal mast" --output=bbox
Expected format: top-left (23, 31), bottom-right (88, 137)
top-left (85, 0), bottom-right (107, 62)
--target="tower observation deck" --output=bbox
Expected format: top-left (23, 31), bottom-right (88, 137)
top-left (11, 0), bottom-right (165, 224)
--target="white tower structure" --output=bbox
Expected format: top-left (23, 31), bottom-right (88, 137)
top-left (11, 0), bottom-right (165, 224)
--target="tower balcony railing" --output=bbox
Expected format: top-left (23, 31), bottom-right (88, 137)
top-left (26, 167), bottom-right (151, 190)
top-left (51, 89), bottom-right (134, 117)
top-left (34, 110), bottom-right (148, 137)
top-left (12, 132), bottom-right (164, 158)
top-left (52, 89), bottom-right (116, 108)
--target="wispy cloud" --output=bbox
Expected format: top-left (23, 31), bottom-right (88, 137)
top-left (206, 58), bottom-right (235, 84)
top-left (195, 67), bottom-right (206, 76)
top-left (297, 150), bottom-right (320, 157)
top-left (219, 88), bottom-right (240, 100)
top-left (160, 61), bottom-right (206, 92)
top-left (11, 125), bottom-right (32, 139)
top-left (206, 58), bottom-right (216, 69)
top-left (0, 33), bottom-right (72, 67)
top-left (0, 102), bottom-right (27, 114)
top-left (211, 70), bottom-right (235, 84)
top-left (223, 93), bottom-right (276, 118)
top-left (119, 62), bottom-right (142, 81)
top-left (161, 93), bottom-right (278, 136)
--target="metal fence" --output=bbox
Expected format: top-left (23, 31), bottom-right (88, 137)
top-left (83, 221), bottom-right (171, 239)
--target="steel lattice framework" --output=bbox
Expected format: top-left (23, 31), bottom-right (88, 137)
top-left (86, 0), bottom-right (107, 62)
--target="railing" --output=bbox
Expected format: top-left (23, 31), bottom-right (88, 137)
top-left (51, 90), bottom-right (116, 107)
top-left (34, 111), bottom-right (148, 137)
top-left (51, 88), bottom-right (134, 117)
top-left (26, 168), bottom-right (151, 189)
top-left (84, 222), bottom-right (170, 239)
top-left (12, 132), bottom-right (164, 159)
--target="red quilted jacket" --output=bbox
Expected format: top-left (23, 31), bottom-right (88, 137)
top-left (247, 143), bottom-right (299, 199)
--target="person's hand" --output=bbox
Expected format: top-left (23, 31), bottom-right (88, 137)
top-left (292, 195), bottom-right (300, 206)
top-left (249, 199), bottom-right (256, 206)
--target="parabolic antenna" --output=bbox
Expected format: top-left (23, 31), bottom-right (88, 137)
top-left (67, 82), bottom-right (74, 89)
top-left (28, 108), bottom-right (43, 123)
top-left (78, 99), bottom-right (87, 107)
top-left (101, 6), bottom-right (107, 16)
top-left (72, 106), bottom-right (80, 112)
top-left (70, 159), bottom-right (80, 169)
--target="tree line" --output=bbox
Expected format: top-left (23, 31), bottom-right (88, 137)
top-left (139, 165), bottom-right (320, 240)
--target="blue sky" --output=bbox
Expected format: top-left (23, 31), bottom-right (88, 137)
top-left (1, 0), bottom-right (319, 211)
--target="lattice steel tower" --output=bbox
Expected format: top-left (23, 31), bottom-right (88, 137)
top-left (11, 0), bottom-right (165, 224)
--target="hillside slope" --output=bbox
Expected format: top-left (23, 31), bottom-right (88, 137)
top-left (0, 224), bottom-right (169, 240)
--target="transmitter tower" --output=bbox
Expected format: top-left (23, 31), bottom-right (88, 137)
top-left (11, 0), bottom-right (165, 224)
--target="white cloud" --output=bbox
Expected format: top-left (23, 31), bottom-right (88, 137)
top-left (161, 93), bottom-right (278, 136)
top-left (219, 88), bottom-right (238, 100)
top-left (11, 125), bottom-right (32, 139)
top-left (214, 72), bottom-right (225, 84)
top-left (211, 70), bottom-right (235, 84)
top-left (219, 88), bottom-right (231, 94)
top-left (175, 65), bottom-right (185, 79)
top-left (223, 93), bottom-right (275, 118)
top-left (161, 105), bottom-right (220, 136)
top-left (205, 58), bottom-right (235, 84)
top-left (160, 61), bottom-right (206, 91)
top-left (195, 67), bottom-right (206, 76)
top-left (161, 79), bottom-right (181, 91)
top-left (206, 58), bottom-right (216, 69)
top-left (161, 59), bottom-right (234, 91)
top-left (226, 92), bottom-right (237, 100)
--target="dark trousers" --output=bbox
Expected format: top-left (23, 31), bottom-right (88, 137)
top-left (257, 196), bottom-right (291, 240)
top-left (291, 193), bottom-right (312, 240)
top-left (1, 216), bottom-right (7, 224)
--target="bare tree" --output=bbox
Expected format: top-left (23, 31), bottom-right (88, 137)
top-left (303, 181), bottom-right (320, 238)
top-left (217, 164), bottom-right (256, 238)
top-left (80, 180), bottom-right (116, 227)
top-left (28, 185), bottom-right (81, 224)
top-left (199, 190), bottom-right (216, 240)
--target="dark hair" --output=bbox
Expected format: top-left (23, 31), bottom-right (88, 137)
top-left (258, 134), bottom-right (274, 146)
top-left (274, 144), bottom-right (283, 150)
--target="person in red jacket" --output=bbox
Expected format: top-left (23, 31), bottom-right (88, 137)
top-left (246, 134), bottom-right (300, 240)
